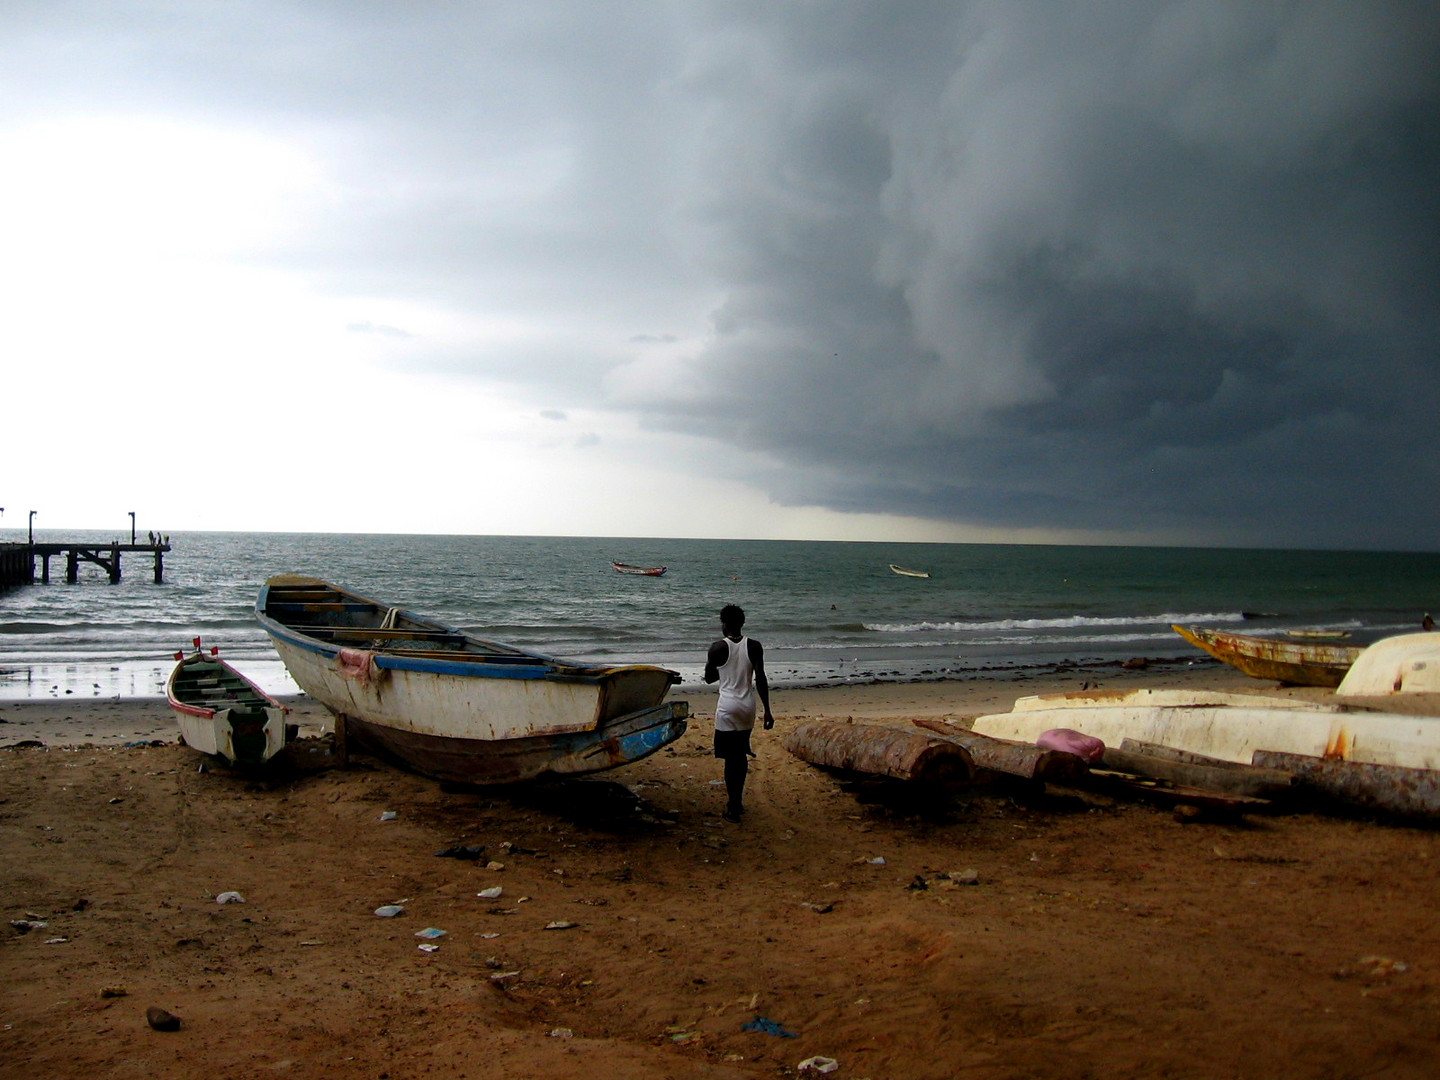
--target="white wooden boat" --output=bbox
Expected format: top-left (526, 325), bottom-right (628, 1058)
top-left (1173, 624), bottom-right (1362, 687)
top-left (973, 691), bottom-right (1440, 771)
top-left (973, 687), bottom-right (1440, 819)
top-left (888, 564), bottom-right (931, 578)
top-left (1337, 633), bottom-right (1440, 696)
top-left (167, 640), bottom-right (290, 766)
top-left (255, 575), bottom-right (688, 784)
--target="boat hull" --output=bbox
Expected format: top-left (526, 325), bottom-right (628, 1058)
top-left (341, 700), bottom-right (689, 784)
top-left (1337, 633), bottom-right (1440, 696)
top-left (167, 651), bottom-right (289, 766)
top-left (256, 576), bottom-right (687, 782)
top-left (973, 697), bottom-right (1440, 771)
top-left (1173, 624), bottom-right (1362, 687)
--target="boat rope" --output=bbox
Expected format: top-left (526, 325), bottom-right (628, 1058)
top-left (380, 606), bottom-right (400, 630)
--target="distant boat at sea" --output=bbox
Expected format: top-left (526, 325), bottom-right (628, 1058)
top-left (1286, 629), bottom-right (1351, 640)
top-left (888, 564), bottom-right (931, 579)
top-left (255, 575), bottom-right (688, 785)
top-left (612, 561), bottom-right (667, 576)
top-left (166, 639), bottom-right (291, 767)
top-left (1172, 624), bottom-right (1363, 687)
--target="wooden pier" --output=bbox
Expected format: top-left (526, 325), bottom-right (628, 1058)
top-left (0, 540), bottom-right (171, 586)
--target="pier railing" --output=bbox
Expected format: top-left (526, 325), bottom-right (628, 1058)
top-left (0, 540), bottom-right (171, 586)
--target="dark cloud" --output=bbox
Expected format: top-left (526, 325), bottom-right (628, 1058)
top-left (8, 2), bottom-right (1438, 547)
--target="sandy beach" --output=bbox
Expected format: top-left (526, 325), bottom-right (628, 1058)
top-left (4, 661), bottom-right (1440, 1079)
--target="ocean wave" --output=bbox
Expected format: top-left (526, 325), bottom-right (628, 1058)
top-left (862, 612), bottom-right (1246, 633)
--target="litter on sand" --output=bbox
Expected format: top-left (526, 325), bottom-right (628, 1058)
top-left (373, 905), bottom-right (405, 918)
top-left (741, 1016), bottom-right (798, 1038)
top-left (379, 811), bottom-right (398, 821)
top-left (476, 887), bottom-right (503, 899)
top-left (414, 927), bottom-right (447, 939)
top-left (215, 891), bottom-right (245, 904)
top-left (798, 1056), bottom-right (839, 1073)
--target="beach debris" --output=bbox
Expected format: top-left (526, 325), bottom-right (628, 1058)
top-left (378, 811), bottom-right (398, 821)
top-left (549, 1028), bottom-right (574, 1039)
top-left (435, 844), bottom-right (486, 860)
top-left (906, 875), bottom-right (929, 891)
top-left (543, 920), bottom-right (577, 930)
top-left (800, 901), bottom-right (834, 914)
top-left (782, 720), bottom-right (973, 784)
top-left (99, 987), bottom-right (128, 999)
top-left (418, 943), bottom-right (440, 953)
top-left (44, 937), bottom-right (70, 944)
top-left (9, 919), bottom-right (47, 933)
top-left (146, 1006), bottom-right (182, 1032)
top-left (489, 970), bottom-right (521, 983)
top-left (861, 856), bottom-right (886, 866)
top-left (1036, 728), bottom-right (1106, 764)
top-left (947, 869), bottom-right (980, 886)
top-left (215, 891), bottom-right (245, 905)
top-left (798, 1056), bottom-right (840, 1074)
top-left (373, 904), bottom-right (405, 918)
top-left (414, 927), bottom-right (446, 940)
top-left (742, 1016), bottom-right (798, 1038)
top-left (485, 861), bottom-right (506, 872)
top-left (476, 887), bottom-right (503, 900)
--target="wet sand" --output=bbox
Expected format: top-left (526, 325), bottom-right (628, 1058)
top-left (4, 662), bottom-right (1439, 1079)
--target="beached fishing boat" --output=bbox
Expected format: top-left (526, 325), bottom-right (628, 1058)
top-left (1172, 624), bottom-right (1362, 687)
top-left (166, 640), bottom-right (290, 766)
top-left (1337, 633), bottom-right (1440, 697)
top-left (254, 575), bottom-right (688, 784)
top-left (888, 564), bottom-right (931, 578)
top-left (972, 687), bottom-right (1440, 820)
top-left (612, 561), bottom-right (667, 576)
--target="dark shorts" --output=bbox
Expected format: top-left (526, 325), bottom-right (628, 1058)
top-left (714, 728), bottom-right (753, 760)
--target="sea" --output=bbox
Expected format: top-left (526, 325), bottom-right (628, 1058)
top-left (2, 531), bottom-right (1438, 702)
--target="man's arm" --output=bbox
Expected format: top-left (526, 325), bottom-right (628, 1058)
top-left (703, 639), bottom-right (727, 684)
top-left (748, 638), bottom-right (775, 729)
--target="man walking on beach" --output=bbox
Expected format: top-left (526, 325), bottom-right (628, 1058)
top-left (703, 604), bottom-right (774, 823)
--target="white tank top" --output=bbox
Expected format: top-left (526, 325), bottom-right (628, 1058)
top-left (715, 636), bottom-right (757, 731)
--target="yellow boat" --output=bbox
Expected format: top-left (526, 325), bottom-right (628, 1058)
top-left (1172, 624), bottom-right (1363, 688)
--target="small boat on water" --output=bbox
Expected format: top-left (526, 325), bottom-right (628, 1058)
top-left (255, 575), bottom-right (688, 785)
top-left (1286, 629), bottom-right (1352, 640)
top-left (167, 640), bottom-right (291, 766)
top-left (612, 561), bottom-right (667, 576)
top-left (888, 564), bottom-right (931, 579)
top-left (1172, 624), bottom-right (1363, 687)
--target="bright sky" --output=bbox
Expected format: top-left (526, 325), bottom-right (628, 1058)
top-left (2, 3), bottom-right (1437, 549)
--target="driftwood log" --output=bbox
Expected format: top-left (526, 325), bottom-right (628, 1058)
top-left (1104, 739), bottom-right (1296, 800)
top-left (912, 719), bottom-right (1090, 783)
top-left (782, 720), bottom-right (973, 785)
top-left (1251, 750), bottom-right (1440, 822)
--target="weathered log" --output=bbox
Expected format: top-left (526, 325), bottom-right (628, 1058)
top-left (782, 720), bottom-right (972, 784)
top-left (912, 719), bottom-right (1089, 783)
top-left (1251, 750), bottom-right (1440, 822)
top-left (1103, 740), bottom-right (1296, 799)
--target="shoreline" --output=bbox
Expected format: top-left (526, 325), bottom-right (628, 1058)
top-left (0, 658), bottom-right (1272, 749)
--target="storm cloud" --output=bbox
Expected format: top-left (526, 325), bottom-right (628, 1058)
top-left (5, 2), bottom-right (1438, 547)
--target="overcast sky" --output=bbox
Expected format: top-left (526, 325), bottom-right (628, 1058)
top-left (2, 2), bottom-right (1437, 550)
